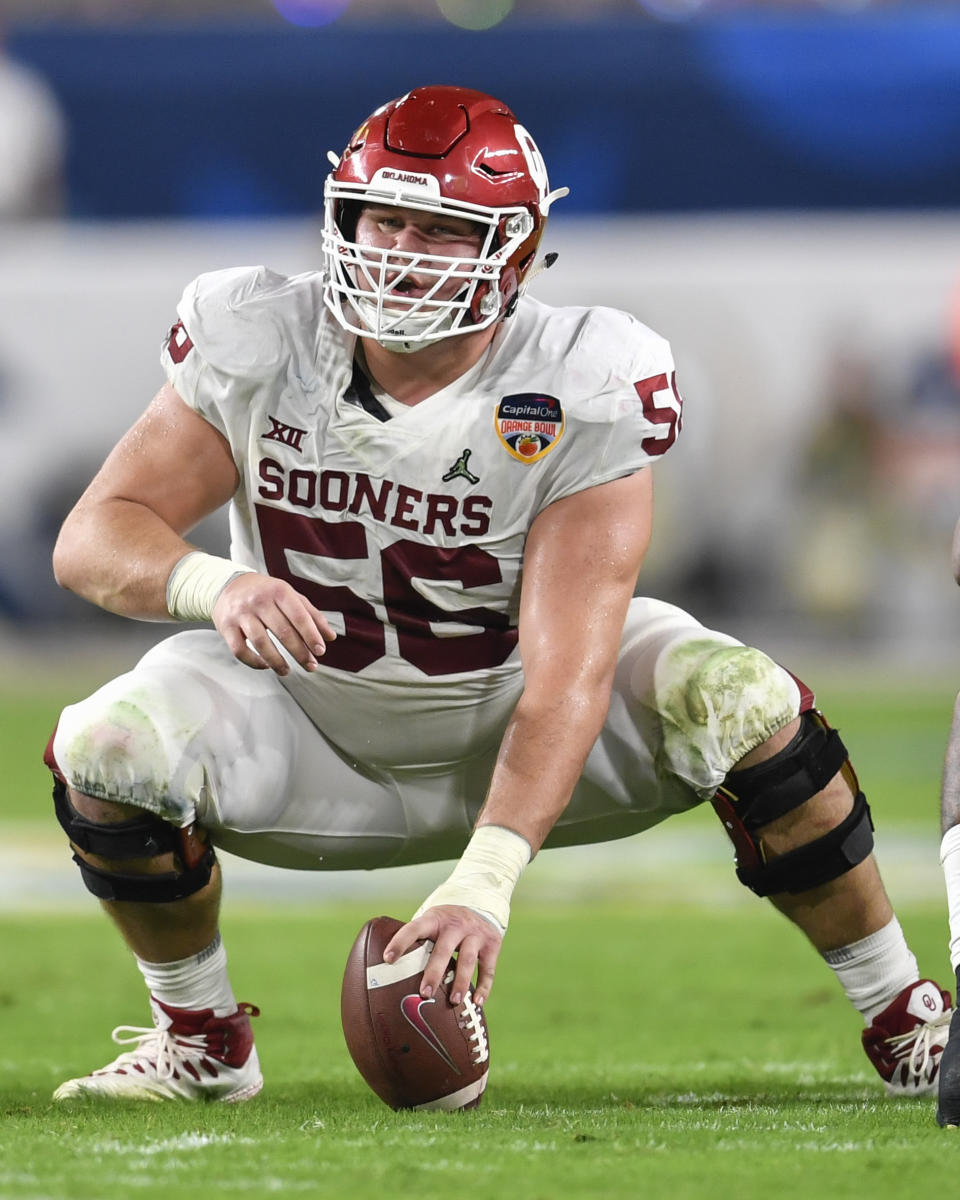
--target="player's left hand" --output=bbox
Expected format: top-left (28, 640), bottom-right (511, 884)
top-left (383, 905), bottom-right (502, 1007)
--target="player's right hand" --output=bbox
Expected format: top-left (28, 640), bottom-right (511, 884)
top-left (383, 905), bottom-right (503, 1008)
top-left (212, 572), bottom-right (336, 674)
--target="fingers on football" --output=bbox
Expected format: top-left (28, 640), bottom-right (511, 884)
top-left (382, 919), bottom-right (423, 967)
top-left (447, 933), bottom-right (486, 1007)
top-left (472, 949), bottom-right (498, 1008)
top-left (382, 914), bottom-right (448, 995)
top-left (419, 912), bottom-right (500, 1005)
top-left (420, 930), bottom-right (462, 1001)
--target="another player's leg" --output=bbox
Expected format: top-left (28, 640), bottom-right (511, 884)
top-left (47, 777), bottom-right (262, 1102)
top-left (936, 692), bottom-right (960, 1126)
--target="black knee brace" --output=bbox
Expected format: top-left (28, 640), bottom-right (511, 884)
top-left (711, 709), bottom-right (874, 897)
top-left (52, 775), bottom-right (216, 903)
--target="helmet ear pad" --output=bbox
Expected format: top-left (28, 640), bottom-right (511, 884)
top-left (469, 216), bottom-right (537, 325)
top-left (473, 266), bottom-right (518, 325)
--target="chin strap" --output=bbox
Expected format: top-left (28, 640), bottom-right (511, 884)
top-left (524, 251), bottom-right (559, 288)
top-left (503, 251), bottom-right (559, 321)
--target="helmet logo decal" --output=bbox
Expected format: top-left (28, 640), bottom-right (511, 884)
top-left (513, 125), bottom-right (549, 202)
top-left (495, 393), bottom-right (565, 463)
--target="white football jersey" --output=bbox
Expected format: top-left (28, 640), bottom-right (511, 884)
top-left (160, 266), bottom-right (682, 766)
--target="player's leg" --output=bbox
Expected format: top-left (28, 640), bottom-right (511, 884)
top-left (721, 706), bottom-right (950, 1095)
top-left (49, 791), bottom-right (258, 1101)
top-left (580, 597), bottom-right (950, 1095)
top-left (45, 629), bottom-right (313, 1102)
top-left (937, 692), bottom-right (960, 1126)
top-left (51, 786), bottom-right (222, 961)
top-left (46, 628), bottom-right (470, 1101)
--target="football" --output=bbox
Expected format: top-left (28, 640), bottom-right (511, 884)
top-left (340, 915), bottom-right (490, 1111)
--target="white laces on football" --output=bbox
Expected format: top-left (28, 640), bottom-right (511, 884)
top-left (441, 968), bottom-right (490, 1066)
top-left (104, 1024), bottom-right (211, 1080)
top-left (885, 1008), bottom-right (952, 1080)
top-left (459, 993), bottom-right (489, 1066)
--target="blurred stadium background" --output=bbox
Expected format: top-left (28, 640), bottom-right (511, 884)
top-left (1, 0), bottom-right (959, 906)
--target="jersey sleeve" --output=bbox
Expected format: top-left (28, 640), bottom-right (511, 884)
top-left (159, 265), bottom-right (278, 443)
top-left (536, 306), bottom-right (682, 509)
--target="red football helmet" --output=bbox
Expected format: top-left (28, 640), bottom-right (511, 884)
top-left (322, 85), bottom-right (568, 351)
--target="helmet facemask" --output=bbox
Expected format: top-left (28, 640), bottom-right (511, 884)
top-left (322, 172), bottom-right (539, 353)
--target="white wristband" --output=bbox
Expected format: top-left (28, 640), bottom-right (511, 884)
top-left (413, 825), bottom-right (532, 935)
top-left (165, 551), bottom-right (255, 623)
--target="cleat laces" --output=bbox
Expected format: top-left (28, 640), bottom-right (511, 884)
top-left (883, 1007), bottom-right (952, 1085)
top-left (53, 1000), bottom-right (261, 1102)
top-left (104, 1023), bottom-right (219, 1082)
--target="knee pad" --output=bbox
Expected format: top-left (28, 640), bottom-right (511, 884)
top-left (681, 643), bottom-right (796, 726)
top-left (50, 772), bottom-right (215, 903)
top-left (711, 708), bottom-right (874, 897)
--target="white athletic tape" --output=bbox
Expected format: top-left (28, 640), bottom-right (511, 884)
top-left (365, 941), bottom-right (434, 990)
top-left (166, 551), bottom-right (254, 622)
top-left (413, 824), bottom-right (531, 933)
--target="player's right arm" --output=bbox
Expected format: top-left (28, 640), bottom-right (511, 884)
top-left (52, 382), bottom-right (335, 674)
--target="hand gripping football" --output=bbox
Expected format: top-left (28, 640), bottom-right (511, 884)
top-left (340, 915), bottom-right (490, 1110)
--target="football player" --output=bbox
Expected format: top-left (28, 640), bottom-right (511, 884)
top-left (936, 514), bottom-right (960, 1128)
top-left (45, 85), bottom-right (950, 1103)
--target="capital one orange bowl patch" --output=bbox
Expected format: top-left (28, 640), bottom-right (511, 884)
top-left (495, 394), bottom-right (565, 463)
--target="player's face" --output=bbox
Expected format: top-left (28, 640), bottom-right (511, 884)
top-left (353, 205), bottom-right (486, 306)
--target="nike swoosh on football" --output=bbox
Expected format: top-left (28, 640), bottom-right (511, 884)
top-left (400, 994), bottom-right (461, 1074)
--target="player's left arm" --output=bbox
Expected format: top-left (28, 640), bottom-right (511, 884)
top-left (385, 467), bottom-right (654, 1003)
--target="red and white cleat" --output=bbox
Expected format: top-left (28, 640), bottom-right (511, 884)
top-left (862, 980), bottom-right (952, 1096)
top-left (53, 997), bottom-right (263, 1102)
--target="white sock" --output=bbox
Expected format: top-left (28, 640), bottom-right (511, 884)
top-left (135, 932), bottom-right (237, 1017)
top-left (821, 916), bottom-right (919, 1022)
top-left (941, 825), bottom-right (960, 972)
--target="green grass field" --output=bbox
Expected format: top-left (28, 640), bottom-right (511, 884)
top-left (2, 661), bottom-right (959, 1198)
